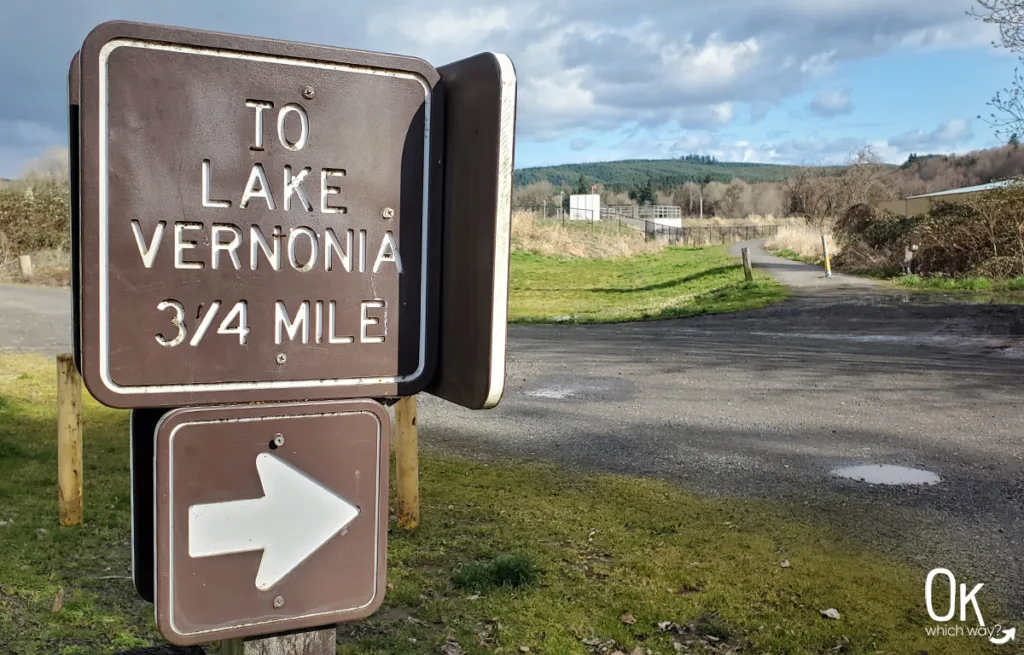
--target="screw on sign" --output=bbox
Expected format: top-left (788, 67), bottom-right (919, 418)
top-left (75, 20), bottom-right (444, 409)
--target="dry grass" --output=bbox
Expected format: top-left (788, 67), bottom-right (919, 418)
top-left (680, 215), bottom-right (803, 228)
top-left (764, 223), bottom-right (840, 260)
top-left (511, 210), bottom-right (662, 258)
top-left (0, 248), bottom-right (71, 286)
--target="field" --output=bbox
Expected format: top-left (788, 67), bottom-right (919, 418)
top-left (508, 245), bottom-right (786, 323)
top-left (0, 353), bottom-right (1005, 655)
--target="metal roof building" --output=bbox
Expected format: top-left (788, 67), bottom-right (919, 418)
top-left (880, 180), bottom-right (1016, 215)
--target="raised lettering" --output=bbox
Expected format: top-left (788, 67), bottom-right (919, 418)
top-left (277, 103), bottom-right (309, 151)
top-left (250, 225), bottom-right (282, 271)
top-left (283, 166), bottom-right (313, 212)
top-left (373, 230), bottom-right (404, 273)
top-left (245, 100), bottom-right (273, 150)
top-left (174, 223), bottom-right (204, 270)
top-left (324, 228), bottom-right (353, 272)
top-left (132, 220), bottom-right (165, 268)
top-left (201, 160), bottom-right (231, 208)
top-left (287, 227), bottom-right (319, 272)
top-left (360, 300), bottom-right (385, 344)
top-left (320, 169), bottom-right (347, 214)
top-left (328, 301), bottom-right (354, 344)
top-left (275, 301), bottom-right (309, 344)
top-left (240, 164), bottom-right (276, 210)
top-left (211, 224), bottom-right (243, 270)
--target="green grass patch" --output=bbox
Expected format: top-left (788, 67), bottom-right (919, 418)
top-left (452, 552), bottom-right (539, 591)
top-left (0, 353), bottom-right (1007, 654)
top-left (891, 275), bottom-right (1024, 304)
top-left (770, 248), bottom-right (822, 266)
top-left (509, 245), bottom-right (787, 323)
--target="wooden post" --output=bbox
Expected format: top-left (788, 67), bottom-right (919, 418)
top-left (56, 354), bottom-right (83, 526)
top-left (19, 254), bottom-right (33, 279)
top-left (741, 247), bottom-right (753, 282)
top-left (394, 395), bottom-right (419, 531)
top-left (221, 627), bottom-right (336, 654)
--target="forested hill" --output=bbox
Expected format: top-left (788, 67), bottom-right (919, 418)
top-left (513, 158), bottom-right (802, 190)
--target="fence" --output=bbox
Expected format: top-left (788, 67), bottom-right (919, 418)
top-left (518, 204), bottom-right (643, 234)
top-left (645, 222), bottom-right (779, 246)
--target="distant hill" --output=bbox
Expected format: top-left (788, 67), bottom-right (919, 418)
top-left (514, 158), bottom-right (803, 190)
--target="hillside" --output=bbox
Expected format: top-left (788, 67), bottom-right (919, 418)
top-left (514, 158), bottom-right (803, 190)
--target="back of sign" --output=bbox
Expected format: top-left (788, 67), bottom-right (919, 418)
top-left (427, 53), bottom-right (517, 410)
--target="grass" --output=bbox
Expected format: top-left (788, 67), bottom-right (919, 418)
top-left (0, 352), bottom-right (1010, 654)
top-left (894, 274), bottom-right (1024, 293)
top-left (771, 248), bottom-right (822, 266)
top-left (509, 245), bottom-right (787, 323)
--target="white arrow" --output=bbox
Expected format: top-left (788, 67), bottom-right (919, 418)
top-left (991, 627), bottom-right (1016, 645)
top-left (188, 452), bottom-right (360, 591)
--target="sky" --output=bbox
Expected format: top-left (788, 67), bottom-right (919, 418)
top-left (0, 0), bottom-right (1018, 177)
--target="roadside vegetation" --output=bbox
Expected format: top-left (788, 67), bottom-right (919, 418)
top-left (0, 353), bottom-right (1004, 655)
top-left (508, 222), bottom-right (786, 323)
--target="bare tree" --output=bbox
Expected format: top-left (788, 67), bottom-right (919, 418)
top-left (972, 1), bottom-right (1024, 141)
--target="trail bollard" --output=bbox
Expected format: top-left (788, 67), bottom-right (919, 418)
top-left (19, 255), bottom-right (33, 279)
top-left (741, 247), bottom-right (753, 282)
top-left (56, 354), bottom-right (83, 526)
top-left (821, 235), bottom-right (833, 278)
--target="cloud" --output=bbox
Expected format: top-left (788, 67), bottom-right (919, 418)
top-left (807, 90), bottom-right (853, 117)
top-left (570, 137), bottom-right (595, 151)
top-left (889, 119), bottom-right (974, 151)
top-left (0, 0), bottom-right (1005, 175)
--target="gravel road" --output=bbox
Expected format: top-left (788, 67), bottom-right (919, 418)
top-left (3, 260), bottom-right (1024, 617)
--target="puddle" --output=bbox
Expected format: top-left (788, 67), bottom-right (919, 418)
top-left (522, 375), bottom-right (634, 402)
top-left (832, 464), bottom-right (941, 486)
top-left (525, 387), bottom-right (578, 399)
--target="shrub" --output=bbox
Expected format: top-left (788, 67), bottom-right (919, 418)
top-left (0, 180), bottom-right (70, 256)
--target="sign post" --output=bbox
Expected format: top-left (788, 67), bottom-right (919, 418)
top-left (71, 18), bottom-right (516, 652)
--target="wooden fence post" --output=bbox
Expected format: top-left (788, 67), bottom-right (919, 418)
top-left (221, 627), bottom-right (336, 654)
top-left (56, 354), bottom-right (83, 526)
top-left (394, 395), bottom-right (419, 531)
top-left (19, 255), bottom-right (33, 279)
top-left (741, 247), bottom-right (754, 282)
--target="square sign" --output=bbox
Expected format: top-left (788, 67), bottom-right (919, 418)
top-left (76, 21), bottom-right (443, 408)
top-left (153, 400), bottom-right (389, 645)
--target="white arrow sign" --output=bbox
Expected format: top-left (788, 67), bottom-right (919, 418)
top-left (188, 452), bottom-right (360, 591)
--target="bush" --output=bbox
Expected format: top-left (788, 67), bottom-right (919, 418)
top-left (834, 181), bottom-right (1024, 278)
top-left (0, 180), bottom-right (70, 256)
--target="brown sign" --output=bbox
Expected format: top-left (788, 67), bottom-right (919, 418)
top-left (154, 400), bottom-right (390, 645)
top-left (76, 21), bottom-right (443, 408)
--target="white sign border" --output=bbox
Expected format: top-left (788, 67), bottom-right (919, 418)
top-left (97, 39), bottom-right (432, 397)
top-left (158, 407), bottom-right (384, 640)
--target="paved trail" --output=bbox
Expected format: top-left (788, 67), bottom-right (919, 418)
top-left (3, 270), bottom-right (1024, 617)
top-left (728, 238), bottom-right (879, 291)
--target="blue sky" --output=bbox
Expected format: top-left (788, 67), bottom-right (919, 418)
top-left (0, 0), bottom-right (1017, 177)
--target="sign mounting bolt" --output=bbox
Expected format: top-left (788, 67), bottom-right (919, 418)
top-left (273, 596), bottom-right (285, 609)
top-left (382, 207), bottom-right (395, 219)
top-left (302, 86), bottom-right (314, 99)
top-left (276, 354), bottom-right (287, 365)
top-left (270, 434), bottom-right (285, 449)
